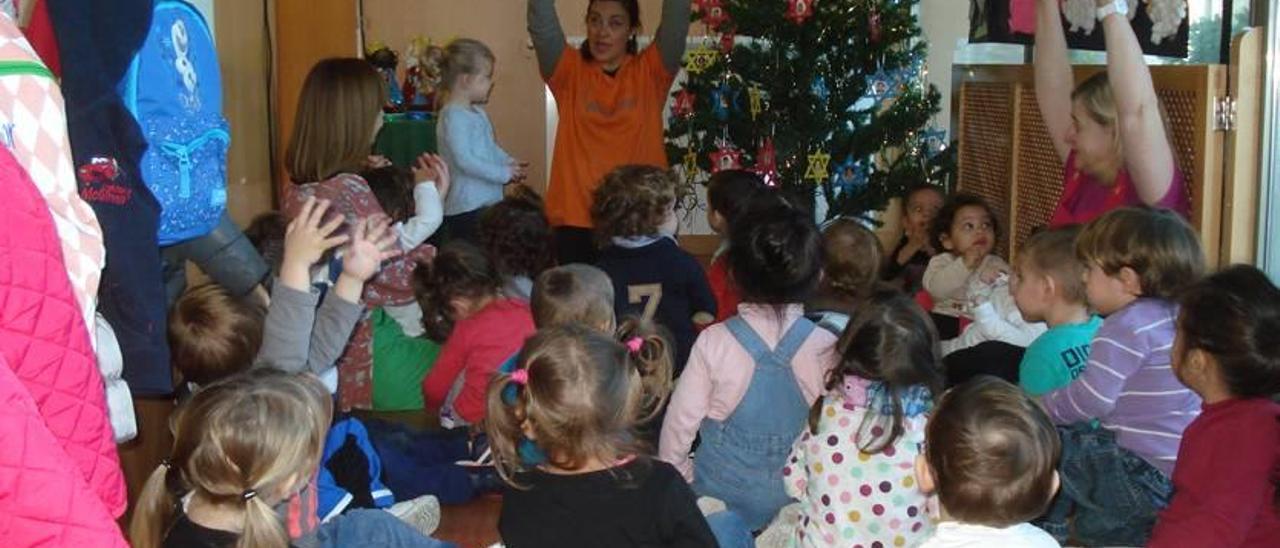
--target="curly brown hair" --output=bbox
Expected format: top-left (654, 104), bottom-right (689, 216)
top-left (590, 165), bottom-right (678, 241)
top-left (479, 193), bottom-right (552, 280)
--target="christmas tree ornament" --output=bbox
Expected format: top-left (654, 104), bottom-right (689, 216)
top-left (833, 155), bottom-right (870, 194)
top-left (719, 30), bottom-right (737, 54)
top-left (673, 88), bottom-right (696, 119)
top-left (709, 142), bottom-right (744, 173)
top-left (710, 82), bottom-right (738, 121)
top-left (864, 67), bottom-right (898, 102)
top-left (785, 0), bottom-right (816, 25)
top-left (921, 127), bottom-right (948, 159)
top-left (805, 150), bottom-right (831, 184)
top-left (748, 85), bottom-right (764, 120)
top-left (700, 0), bottom-right (730, 30)
top-left (753, 137), bottom-right (778, 185)
top-left (683, 44), bottom-right (719, 74)
top-left (810, 76), bottom-right (830, 103)
top-left (683, 147), bottom-right (701, 181)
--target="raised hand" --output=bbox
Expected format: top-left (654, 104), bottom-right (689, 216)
top-left (281, 197), bottom-right (348, 291)
top-left (333, 215), bottom-right (403, 304)
top-left (413, 153), bottom-right (451, 199)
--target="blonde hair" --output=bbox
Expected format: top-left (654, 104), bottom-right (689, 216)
top-left (441, 38), bottom-right (495, 99)
top-left (1075, 207), bottom-right (1205, 300)
top-left (168, 284), bottom-right (266, 386)
top-left (130, 370), bottom-right (332, 548)
top-left (820, 219), bottom-right (884, 307)
top-left (286, 58), bottom-right (386, 183)
top-left (531, 264), bottom-right (617, 330)
top-left (590, 165), bottom-right (678, 240)
top-left (484, 323), bottom-right (672, 487)
top-left (1020, 226), bottom-right (1087, 304)
top-left (1072, 72), bottom-right (1176, 160)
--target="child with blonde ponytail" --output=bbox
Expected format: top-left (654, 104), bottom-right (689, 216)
top-left (485, 323), bottom-right (717, 547)
top-left (129, 369), bottom-right (450, 548)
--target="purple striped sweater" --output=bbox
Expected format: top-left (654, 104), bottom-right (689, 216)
top-left (1041, 298), bottom-right (1201, 476)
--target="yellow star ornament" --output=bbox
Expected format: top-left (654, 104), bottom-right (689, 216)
top-left (805, 151), bottom-right (831, 184)
top-left (683, 45), bottom-right (719, 75)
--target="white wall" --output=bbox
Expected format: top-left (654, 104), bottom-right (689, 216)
top-left (919, 0), bottom-right (971, 133)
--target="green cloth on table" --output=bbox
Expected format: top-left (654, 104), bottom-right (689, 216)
top-left (371, 307), bottom-right (440, 411)
top-left (373, 117), bottom-right (437, 167)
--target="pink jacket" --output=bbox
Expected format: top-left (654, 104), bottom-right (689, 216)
top-left (0, 146), bottom-right (127, 543)
top-left (659, 304), bottom-right (839, 481)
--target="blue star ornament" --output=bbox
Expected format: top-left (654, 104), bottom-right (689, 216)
top-left (833, 155), bottom-right (869, 195)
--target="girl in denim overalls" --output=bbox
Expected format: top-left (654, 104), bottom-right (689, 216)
top-left (660, 200), bottom-right (839, 531)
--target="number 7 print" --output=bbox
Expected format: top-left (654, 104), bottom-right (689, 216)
top-left (628, 284), bottom-right (663, 322)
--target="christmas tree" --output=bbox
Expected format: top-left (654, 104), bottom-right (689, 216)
top-left (667, 0), bottom-right (955, 221)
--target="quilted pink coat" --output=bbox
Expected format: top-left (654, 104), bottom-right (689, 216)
top-left (0, 146), bottom-right (127, 544)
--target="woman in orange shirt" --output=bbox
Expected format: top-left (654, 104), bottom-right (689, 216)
top-left (528, 0), bottom-right (690, 265)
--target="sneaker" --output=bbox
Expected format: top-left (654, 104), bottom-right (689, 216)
top-left (385, 494), bottom-right (441, 536)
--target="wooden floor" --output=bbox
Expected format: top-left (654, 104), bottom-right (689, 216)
top-left (434, 495), bottom-right (503, 548)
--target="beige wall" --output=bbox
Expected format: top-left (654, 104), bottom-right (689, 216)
top-left (216, 0), bottom-right (275, 226)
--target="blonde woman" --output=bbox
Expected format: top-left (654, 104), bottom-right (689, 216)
top-left (1034, 0), bottom-right (1189, 226)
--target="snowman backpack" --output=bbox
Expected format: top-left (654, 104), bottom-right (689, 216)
top-left (121, 0), bottom-right (229, 246)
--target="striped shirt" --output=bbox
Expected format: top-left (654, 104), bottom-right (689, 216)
top-left (1042, 298), bottom-right (1201, 475)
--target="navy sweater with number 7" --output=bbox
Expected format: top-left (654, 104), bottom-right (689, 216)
top-left (597, 238), bottom-right (716, 375)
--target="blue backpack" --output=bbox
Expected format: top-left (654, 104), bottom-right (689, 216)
top-left (121, 0), bottom-right (230, 246)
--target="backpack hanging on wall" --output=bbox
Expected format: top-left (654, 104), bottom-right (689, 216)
top-left (121, 0), bottom-right (229, 246)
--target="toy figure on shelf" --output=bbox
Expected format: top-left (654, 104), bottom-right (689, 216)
top-left (366, 43), bottom-right (403, 112)
top-left (402, 37), bottom-right (444, 112)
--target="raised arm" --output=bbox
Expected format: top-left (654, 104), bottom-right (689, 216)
top-left (1034, 0), bottom-right (1074, 163)
top-left (654, 0), bottom-right (692, 75)
top-left (528, 0), bottom-right (567, 80)
top-left (1099, 2), bottom-right (1176, 204)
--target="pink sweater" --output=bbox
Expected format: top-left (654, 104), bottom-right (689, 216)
top-left (659, 304), bottom-right (840, 481)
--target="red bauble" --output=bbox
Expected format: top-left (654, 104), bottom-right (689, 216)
top-left (709, 144), bottom-right (744, 173)
top-left (719, 30), bottom-right (736, 54)
top-left (785, 0), bottom-right (816, 25)
top-left (701, 0), bottom-right (729, 30)
top-left (753, 138), bottom-right (778, 185)
top-left (673, 88), bottom-right (696, 118)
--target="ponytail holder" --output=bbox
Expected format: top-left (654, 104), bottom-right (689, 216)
top-left (510, 369), bottom-right (529, 385)
top-left (625, 337), bottom-right (644, 355)
top-left (242, 489), bottom-right (258, 502)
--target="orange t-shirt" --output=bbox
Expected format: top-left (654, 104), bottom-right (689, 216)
top-left (545, 45), bottom-right (675, 228)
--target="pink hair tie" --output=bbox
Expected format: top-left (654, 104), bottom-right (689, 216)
top-left (625, 337), bottom-right (644, 354)
top-left (510, 369), bottom-right (529, 385)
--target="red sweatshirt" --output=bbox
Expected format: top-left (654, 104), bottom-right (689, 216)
top-left (708, 253), bottom-right (740, 324)
top-left (1149, 397), bottom-right (1280, 547)
top-left (421, 298), bottom-right (535, 424)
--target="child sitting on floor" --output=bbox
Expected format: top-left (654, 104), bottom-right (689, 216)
top-left (488, 324), bottom-right (714, 547)
top-left (417, 243), bottom-right (535, 428)
top-left (883, 184), bottom-right (944, 294)
top-left (169, 197), bottom-right (395, 393)
top-left (1012, 226), bottom-right (1101, 395)
top-left (592, 165), bottom-right (716, 372)
top-left (917, 376), bottom-right (1061, 547)
top-left (1148, 265), bottom-right (1280, 546)
top-left (922, 193), bottom-right (1009, 340)
top-left (478, 192), bottom-right (553, 302)
top-left (785, 290), bottom-right (944, 546)
top-left (129, 370), bottom-right (449, 548)
top-left (660, 200), bottom-right (838, 531)
top-left (1038, 207), bottom-right (1205, 546)
top-left (704, 169), bottom-right (767, 323)
top-left (806, 218), bottom-right (884, 335)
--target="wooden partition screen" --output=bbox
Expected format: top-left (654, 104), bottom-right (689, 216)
top-left (954, 65), bottom-right (1227, 264)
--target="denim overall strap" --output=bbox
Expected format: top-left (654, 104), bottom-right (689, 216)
top-left (693, 316), bottom-right (815, 530)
